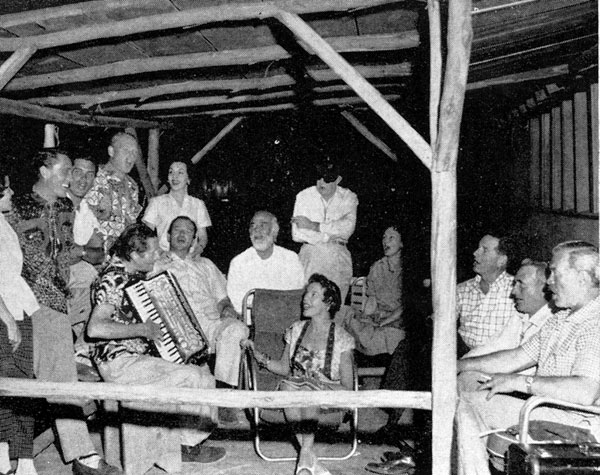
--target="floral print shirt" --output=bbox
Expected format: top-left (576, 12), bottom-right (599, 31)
top-left (91, 256), bottom-right (150, 364)
top-left (9, 193), bottom-right (74, 313)
top-left (84, 165), bottom-right (141, 251)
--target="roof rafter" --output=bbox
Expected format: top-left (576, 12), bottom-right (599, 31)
top-left (0, 0), bottom-right (406, 52)
top-left (99, 82), bottom-right (402, 112)
top-left (5, 33), bottom-right (415, 92)
top-left (154, 93), bottom-right (402, 117)
top-left (0, 96), bottom-right (159, 127)
top-left (27, 64), bottom-right (410, 107)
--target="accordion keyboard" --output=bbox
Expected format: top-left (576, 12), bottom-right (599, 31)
top-left (126, 280), bottom-right (182, 363)
top-left (125, 272), bottom-right (208, 364)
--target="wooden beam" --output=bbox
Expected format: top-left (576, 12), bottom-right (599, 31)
top-left (275, 10), bottom-right (432, 169)
top-left (0, 0), bottom-right (149, 28)
top-left (6, 35), bottom-right (415, 92)
top-left (147, 128), bottom-right (160, 190)
top-left (155, 94), bottom-right (402, 118)
top-left (340, 111), bottom-right (398, 162)
top-left (191, 117), bottom-right (244, 165)
top-left (29, 64), bottom-right (410, 107)
top-left (0, 378), bottom-right (432, 411)
top-left (0, 0), bottom-right (406, 52)
top-left (0, 47), bottom-right (36, 91)
top-left (101, 83), bottom-right (402, 112)
top-left (467, 65), bottom-right (570, 91)
top-left (428, 0), bottom-right (442, 148)
top-left (0, 97), bottom-right (159, 128)
top-left (430, 1), bottom-right (472, 474)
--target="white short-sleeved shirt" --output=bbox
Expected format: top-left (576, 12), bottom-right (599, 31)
top-left (143, 193), bottom-right (211, 251)
top-left (227, 245), bottom-right (305, 313)
top-left (0, 213), bottom-right (40, 320)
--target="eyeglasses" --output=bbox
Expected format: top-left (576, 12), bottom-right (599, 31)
top-left (71, 168), bottom-right (95, 180)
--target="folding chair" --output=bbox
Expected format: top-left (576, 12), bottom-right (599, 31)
top-left (239, 288), bottom-right (359, 462)
top-left (349, 276), bottom-right (388, 380)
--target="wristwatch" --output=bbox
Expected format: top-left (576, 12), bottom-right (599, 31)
top-left (525, 375), bottom-right (535, 394)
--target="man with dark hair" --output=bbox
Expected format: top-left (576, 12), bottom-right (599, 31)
top-left (227, 210), bottom-right (305, 314)
top-left (83, 131), bottom-right (142, 251)
top-left (10, 149), bottom-right (121, 475)
top-left (457, 233), bottom-right (525, 355)
top-left (292, 159), bottom-right (358, 302)
top-left (88, 223), bottom-right (225, 466)
top-left (154, 216), bottom-right (248, 394)
top-left (68, 156), bottom-right (105, 340)
top-left (456, 240), bottom-right (600, 475)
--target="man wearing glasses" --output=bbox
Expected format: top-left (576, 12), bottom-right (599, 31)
top-left (292, 158), bottom-right (358, 302)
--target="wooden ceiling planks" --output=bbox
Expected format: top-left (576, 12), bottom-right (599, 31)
top-left (0, 0), bottom-right (595, 120)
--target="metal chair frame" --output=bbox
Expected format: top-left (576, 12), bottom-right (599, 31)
top-left (518, 396), bottom-right (600, 444)
top-left (239, 288), bottom-right (359, 462)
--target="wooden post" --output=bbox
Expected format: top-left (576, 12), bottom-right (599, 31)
top-left (430, 1), bottom-right (472, 474)
top-left (0, 47), bottom-right (35, 90)
top-left (125, 128), bottom-right (156, 198)
top-left (191, 117), bottom-right (243, 164)
top-left (147, 128), bottom-right (160, 190)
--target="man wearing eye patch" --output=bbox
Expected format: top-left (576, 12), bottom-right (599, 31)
top-left (292, 158), bottom-right (358, 303)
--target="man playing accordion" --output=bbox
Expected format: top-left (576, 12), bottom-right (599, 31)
top-left (87, 223), bottom-right (226, 464)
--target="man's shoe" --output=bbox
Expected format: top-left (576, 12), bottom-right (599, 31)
top-left (72, 458), bottom-right (123, 475)
top-left (182, 444), bottom-right (226, 463)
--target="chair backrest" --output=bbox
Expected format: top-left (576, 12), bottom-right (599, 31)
top-left (349, 276), bottom-right (367, 313)
top-left (243, 288), bottom-right (305, 362)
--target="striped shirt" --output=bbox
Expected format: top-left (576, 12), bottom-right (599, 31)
top-left (457, 271), bottom-right (524, 349)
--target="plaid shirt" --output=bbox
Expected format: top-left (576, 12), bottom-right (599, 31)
top-left (457, 271), bottom-right (523, 349)
top-left (522, 296), bottom-right (600, 381)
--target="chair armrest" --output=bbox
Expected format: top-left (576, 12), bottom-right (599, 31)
top-left (518, 396), bottom-right (600, 444)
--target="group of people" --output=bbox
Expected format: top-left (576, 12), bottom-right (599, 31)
top-left (452, 233), bottom-right (600, 475)
top-left (3, 128), bottom-right (593, 475)
top-left (0, 131), bottom-right (409, 475)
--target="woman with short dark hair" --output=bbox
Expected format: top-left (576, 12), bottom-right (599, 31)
top-left (242, 273), bottom-right (354, 475)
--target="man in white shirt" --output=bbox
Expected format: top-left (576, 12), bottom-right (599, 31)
top-left (460, 259), bottom-right (554, 390)
top-left (143, 161), bottom-right (211, 254)
top-left (292, 160), bottom-right (358, 302)
top-left (154, 216), bottom-right (248, 390)
top-left (227, 211), bottom-right (305, 315)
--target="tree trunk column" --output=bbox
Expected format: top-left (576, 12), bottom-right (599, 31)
top-left (430, 169), bottom-right (457, 475)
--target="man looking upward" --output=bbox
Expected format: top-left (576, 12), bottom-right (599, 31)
top-left (227, 211), bottom-right (305, 315)
top-left (456, 241), bottom-right (600, 475)
top-left (457, 233), bottom-right (524, 355)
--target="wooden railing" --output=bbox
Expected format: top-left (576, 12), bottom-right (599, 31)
top-left (0, 378), bottom-right (431, 412)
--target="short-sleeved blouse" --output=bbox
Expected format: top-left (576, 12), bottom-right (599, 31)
top-left (284, 320), bottom-right (355, 384)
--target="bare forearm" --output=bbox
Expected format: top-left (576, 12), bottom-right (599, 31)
top-left (531, 376), bottom-right (599, 405)
top-left (458, 348), bottom-right (534, 374)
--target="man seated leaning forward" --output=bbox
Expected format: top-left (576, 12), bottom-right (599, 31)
top-left (87, 223), bottom-right (225, 464)
top-left (455, 240), bottom-right (600, 475)
top-left (153, 216), bottom-right (248, 388)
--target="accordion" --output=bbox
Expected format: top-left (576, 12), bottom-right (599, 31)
top-left (125, 271), bottom-right (208, 365)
